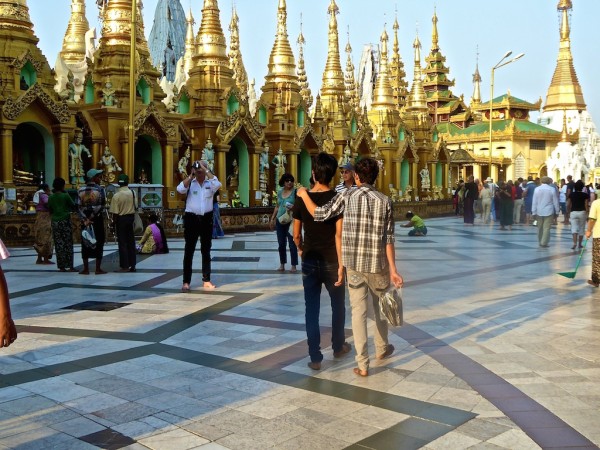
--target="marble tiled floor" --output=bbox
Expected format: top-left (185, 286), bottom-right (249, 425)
top-left (1, 216), bottom-right (599, 449)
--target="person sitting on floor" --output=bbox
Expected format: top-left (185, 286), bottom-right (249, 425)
top-left (402, 211), bottom-right (428, 236)
top-left (137, 213), bottom-right (169, 254)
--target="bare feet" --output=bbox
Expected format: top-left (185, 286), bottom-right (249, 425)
top-left (79, 269), bottom-right (89, 275)
top-left (353, 367), bottom-right (368, 377)
top-left (95, 269), bottom-right (107, 275)
top-left (181, 283), bottom-right (190, 293)
top-left (290, 266), bottom-right (297, 273)
top-left (203, 281), bottom-right (216, 289)
top-left (276, 265), bottom-right (285, 272)
top-left (376, 344), bottom-right (395, 360)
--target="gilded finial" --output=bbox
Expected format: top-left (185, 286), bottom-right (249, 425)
top-left (320, 0), bottom-right (345, 108)
top-left (264, 0), bottom-right (297, 83)
top-left (371, 23), bottom-right (395, 110)
top-left (297, 14), bottom-right (313, 109)
top-left (431, 7), bottom-right (439, 52)
top-left (60, 0), bottom-right (90, 65)
top-left (228, 4), bottom-right (249, 96)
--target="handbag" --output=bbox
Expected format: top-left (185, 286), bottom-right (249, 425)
top-left (131, 189), bottom-right (144, 234)
top-left (81, 224), bottom-right (97, 249)
top-left (379, 286), bottom-right (403, 327)
top-left (133, 212), bottom-right (144, 234)
top-left (277, 210), bottom-right (292, 225)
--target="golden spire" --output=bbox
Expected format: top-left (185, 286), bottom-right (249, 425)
top-left (228, 6), bottom-right (249, 97)
top-left (194, 0), bottom-right (230, 69)
top-left (561, 108), bottom-right (569, 142)
top-left (405, 34), bottom-right (428, 112)
top-left (182, 8), bottom-right (196, 79)
top-left (320, 0), bottom-right (345, 103)
top-left (544, 0), bottom-right (585, 111)
top-left (471, 49), bottom-right (482, 104)
top-left (0, 0), bottom-right (34, 33)
top-left (371, 25), bottom-right (395, 111)
top-left (431, 7), bottom-right (439, 52)
top-left (344, 27), bottom-right (358, 112)
top-left (264, 0), bottom-right (297, 84)
top-left (99, 0), bottom-right (150, 54)
top-left (297, 16), bottom-right (313, 110)
top-left (60, 0), bottom-right (89, 65)
top-left (389, 15), bottom-right (408, 110)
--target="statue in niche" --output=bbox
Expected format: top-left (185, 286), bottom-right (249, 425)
top-left (338, 145), bottom-right (351, 167)
top-left (419, 167), bottom-right (431, 190)
top-left (138, 168), bottom-right (149, 184)
top-left (201, 137), bottom-right (215, 172)
top-left (178, 147), bottom-right (191, 180)
top-left (227, 159), bottom-right (239, 188)
top-left (98, 145), bottom-right (122, 184)
top-left (102, 78), bottom-right (116, 107)
top-left (259, 142), bottom-right (270, 194)
top-left (272, 148), bottom-right (286, 185)
top-left (68, 131), bottom-right (92, 185)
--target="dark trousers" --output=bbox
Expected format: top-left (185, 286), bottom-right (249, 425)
top-left (116, 214), bottom-right (136, 269)
top-left (302, 258), bottom-right (346, 363)
top-left (463, 197), bottom-right (475, 224)
top-left (275, 221), bottom-right (298, 266)
top-left (183, 212), bottom-right (213, 283)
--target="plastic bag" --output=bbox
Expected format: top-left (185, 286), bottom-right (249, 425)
top-left (133, 212), bottom-right (144, 234)
top-left (81, 225), bottom-right (97, 249)
top-left (379, 286), bottom-right (403, 327)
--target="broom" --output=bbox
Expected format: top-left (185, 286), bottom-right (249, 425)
top-left (557, 239), bottom-right (588, 279)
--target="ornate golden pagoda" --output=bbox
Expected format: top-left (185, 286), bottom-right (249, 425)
top-left (544, 0), bottom-right (586, 112)
top-left (423, 9), bottom-right (470, 128)
top-left (320, 0), bottom-right (346, 117)
top-left (0, 0), bottom-right (73, 186)
top-left (296, 19), bottom-right (313, 111)
top-left (389, 17), bottom-right (408, 111)
top-left (343, 29), bottom-right (359, 114)
top-left (60, 0), bottom-right (89, 65)
top-left (228, 6), bottom-right (249, 99)
top-left (402, 33), bottom-right (438, 196)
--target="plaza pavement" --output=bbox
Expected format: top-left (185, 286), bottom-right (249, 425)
top-left (0, 216), bottom-right (599, 449)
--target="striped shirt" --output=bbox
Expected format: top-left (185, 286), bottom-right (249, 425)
top-left (314, 184), bottom-right (395, 273)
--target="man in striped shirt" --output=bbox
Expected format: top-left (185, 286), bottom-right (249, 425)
top-left (335, 162), bottom-right (356, 193)
top-left (297, 157), bottom-right (403, 377)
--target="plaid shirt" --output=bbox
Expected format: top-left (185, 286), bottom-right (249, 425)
top-left (77, 183), bottom-right (106, 220)
top-left (314, 184), bottom-right (395, 273)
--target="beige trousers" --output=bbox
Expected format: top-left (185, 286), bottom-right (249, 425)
top-left (346, 268), bottom-right (390, 371)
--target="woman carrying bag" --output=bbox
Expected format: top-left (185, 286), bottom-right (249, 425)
top-left (270, 173), bottom-right (298, 273)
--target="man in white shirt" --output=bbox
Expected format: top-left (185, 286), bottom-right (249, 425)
top-left (177, 160), bottom-right (222, 291)
top-left (532, 176), bottom-right (560, 248)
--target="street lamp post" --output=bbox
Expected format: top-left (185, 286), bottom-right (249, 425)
top-left (488, 51), bottom-right (525, 180)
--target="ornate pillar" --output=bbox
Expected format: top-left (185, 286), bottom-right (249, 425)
top-left (288, 152), bottom-right (297, 180)
top-left (249, 149), bottom-right (260, 206)
top-left (56, 130), bottom-right (71, 182)
top-left (91, 141), bottom-right (102, 173)
top-left (0, 126), bottom-right (15, 184)
top-left (215, 145), bottom-right (228, 186)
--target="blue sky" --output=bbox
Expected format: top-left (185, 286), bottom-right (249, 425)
top-left (30, 0), bottom-right (600, 122)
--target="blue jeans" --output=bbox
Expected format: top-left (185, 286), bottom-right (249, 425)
top-left (302, 258), bottom-right (346, 363)
top-left (275, 221), bottom-right (298, 266)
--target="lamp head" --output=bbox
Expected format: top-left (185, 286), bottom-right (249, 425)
top-left (502, 50), bottom-right (513, 59)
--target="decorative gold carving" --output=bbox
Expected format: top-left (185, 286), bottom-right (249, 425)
top-left (131, 103), bottom-right (176, 139)
top-left (3, 84), bottom-right (70, 123)
top-left (11, 50), bottom-right (43, 73)
top-left (139, 121), bottom-right (161, 141)
top-left (0, 5), bottom-right (30, 25)
top-left (216, 105), bottom-right (265, 146)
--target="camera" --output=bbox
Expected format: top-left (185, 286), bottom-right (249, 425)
top-left (192, 161), bottom-right (201, 169)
